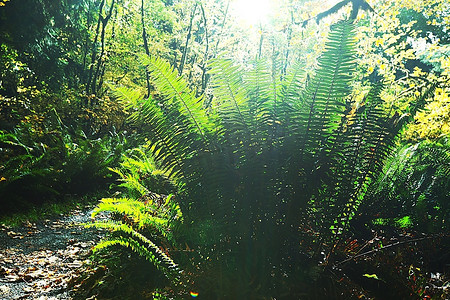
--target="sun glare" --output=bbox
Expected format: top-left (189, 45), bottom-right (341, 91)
top-left (231, 0), bottom-right (272, 25)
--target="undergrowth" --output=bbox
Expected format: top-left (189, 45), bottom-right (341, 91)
top-left (0, 191), bottom-right (104, 227)
top-left (85, 147), bottom-right (184, 287)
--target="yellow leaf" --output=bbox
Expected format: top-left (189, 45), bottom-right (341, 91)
top-left (412, 66), bottom-right (423, 77)
top-left (363, 274), bottom-right (381, 280)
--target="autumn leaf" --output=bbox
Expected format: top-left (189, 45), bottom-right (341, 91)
top-left (363, 273), bottom-right (381, 280)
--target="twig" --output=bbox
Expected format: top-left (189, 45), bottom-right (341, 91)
top-left (334, 233), bottom-right (448, 267)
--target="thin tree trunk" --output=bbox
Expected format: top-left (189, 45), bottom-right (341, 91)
top-left (257, 27), bottom-right (264, 59)
top-left (92, 0), bottom-right (115, 96)
top-left (97, 61), bottom-right (107, 96)
top-left (282, 10), bottom-right (294, 78)
top-left (212, 0), bottom-right (230, 56)
top-left (178, 3), bottom-right (198, 76)
top-left (199, 3), bottom-right (209, 94)
top-left (82, 1), bottom-right (94, 81)
top-left (141, 0), bottom-right (151, 98)
top-left (86, 0), bottom-right (105, 96)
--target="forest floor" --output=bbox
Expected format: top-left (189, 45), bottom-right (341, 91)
top-left (1, 207), bottom-right (448, 299)
top-left (0, 208), bottom-right (102, 300)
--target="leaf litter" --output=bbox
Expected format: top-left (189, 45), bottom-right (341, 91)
top-left (0, 208), bottom-right (103, 299)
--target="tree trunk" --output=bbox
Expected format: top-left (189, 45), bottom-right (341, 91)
top-left (282, 10), bottom-right (294, 78)
top-left (141, 0), bottom-right (151, 98)
top-left (82, 0), bottom-right (94, 83)
top-left (92, 0), bottom-right (115, 96)
top-left (178, 3), bottom-right (198, 76)
top-left (86, 0), bottom-right (115, 97)
top-left (199, 3), bottom-right (209, 95)
top-left (86, 0), bottom-right (105, 96)
top-left (212, 0), bottom-right (230, 57)
top-left (257, 27), bottom-right (264, 59)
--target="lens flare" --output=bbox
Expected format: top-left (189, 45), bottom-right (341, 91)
top-left (190, 291), bottom-right (199, 298)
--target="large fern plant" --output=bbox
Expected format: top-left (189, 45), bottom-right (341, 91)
top-left (106, 19), bottom-right (431, 297)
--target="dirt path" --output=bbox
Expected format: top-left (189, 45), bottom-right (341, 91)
top-left (0, 208), bottom-right (101, 299)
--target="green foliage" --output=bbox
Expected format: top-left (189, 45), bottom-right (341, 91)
top-left (109, 148), bottom-right (178, 197)
top-left (60, 129), bottom-right (129, 192)
top-left (0, 120), bottom-right (130, 213)
top-left (326, 83), bottom-right (394, 234)
top-left (362, 137), bottom-right (450, 232)
top-left (404, 87), bottom-right (450, 141)
top-left (88, 148), bottom-right (183, 281)
top-left (86, 210), bottom-right (179, 277)
top-left (0, 0), bottom-right (447, 297)
top-left (0, 0), bottom-right (92, 92)
top-left (0, 46), bottom-right (131, 211)
top-left (396, 215), bottom-right (413, 228)
top-left (110, 19), bottom-right (415, 298)
top-left (0, 44), bottom-right (21, 97)
top-left (140, 54), bottom-right (213, 137)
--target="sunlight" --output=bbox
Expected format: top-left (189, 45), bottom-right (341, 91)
top-left (231, 0), bottom-right (272, 25)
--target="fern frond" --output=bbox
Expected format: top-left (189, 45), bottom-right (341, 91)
top-left (114, 170), bottom-right (150, 197)
top-left (244, 59), bottom-right (279, 135)
top-left (110, 86), bottom-right (144, 110)
top-left (279, 60), bottom-right (305, 108)
top-left (140, 55), bottom-right (213, 138)
top-left (246, 59), bottom-right (274, 109)
top-left (92, 197), bottom-right (172, 236)
top-left (295, 20), bottom-right (357, 160)
top-left (113, 148), bottom-right (178, 196)
top-left (208, 57), bottom-right (250, 131)
top-left (130, 98), bottom-right (188, 180)
top-left (91, 233), bottom-right (179, 278)
top-left (363, 138), bottom-right (450, 228)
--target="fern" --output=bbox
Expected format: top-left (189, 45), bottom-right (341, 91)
top-left (87, 147), bottom-right (183, 281)
top-left (328, 83), bottom-right (391, 233)
top-left (140, 54), bottom-right (213, 138)
top-left (118, 57), bottom-right (214, 184)
top-left (362, 138), bottom-right (450, 231)
top-left (297, 20), bottom-right (356, 160)
top-left (208, 57), bottom-right (251, 132)
top-left (89, 230), bottom-right (179, 276)
top-left (109, 148), bottom-right (177, 197)
top-left (87, 196), bottom-right (181, 278)
top-left (104, 17), bottom-right (431, 298)
top-left (110, 86), bottom-right (143, 110)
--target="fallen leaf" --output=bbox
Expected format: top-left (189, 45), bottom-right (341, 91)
top-left (6, 231), bottom-right (24, 239)
top-left (67, 261), bottom-right (83, 268)
top-left (25, 269), bottom-right (44, 280)
top-left (0, 285), bottom-right (10, 294)
top-left (48, 256), bottom-right (59, 264)
top-left (5, 274), bottom-right (21, 282)
top-left (23, 286), bottom-right (34, 293)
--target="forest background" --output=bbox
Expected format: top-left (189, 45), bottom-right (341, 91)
top-left (0, 0), bottom-right (449, 298)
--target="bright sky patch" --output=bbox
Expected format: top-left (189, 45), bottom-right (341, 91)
top-left (231, 0), bottom-right (272, 25)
